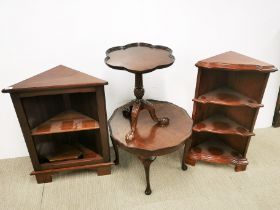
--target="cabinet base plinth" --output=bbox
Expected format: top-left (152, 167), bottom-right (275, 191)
top-left (31, 162), bottom-right (113, 183)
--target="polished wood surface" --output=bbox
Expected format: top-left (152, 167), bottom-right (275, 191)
top-left (31, 110), bottom-right (99, 135)
top-left (105, 43), bottom-right (175, 141)
top-left (186, 140), bottom-right (248, 172)
top-left (2, 65), bottom-right (107, 93)
top-left (109, 101), bottom-right (192, 155)
top-left (193, 115), bottom-right (255, 137)
top-left (3, 66), bottom-right (112, 183)
top-left (196, 51), bottom-right (277, 72)
top-left (193, 87), bottom-right (263, 108)
top-left (45, 144), bottom-right (82, 162)
top-left (109, 100), bottom-right (192, 194)
top-left (272, 86), bottom-right (280, 127)
top-left (187, 51), bottom-right (277, 171)
top-left (105, 42), bottom-right (175, 74)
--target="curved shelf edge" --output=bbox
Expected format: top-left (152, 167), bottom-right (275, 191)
top-left (193, 87), bottom-right (263, 108)
top-left (186, 141), bottom-right (249, 168)
top-left (193, 115), bottom-right (255, 137)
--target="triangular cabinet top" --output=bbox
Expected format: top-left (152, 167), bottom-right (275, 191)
top-left (2, 65), bottom-right (108, 93)
top-left (196, 51), bottom-right (277, 72)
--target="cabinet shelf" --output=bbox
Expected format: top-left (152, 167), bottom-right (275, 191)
top-left (31, 110), bottom-right (99, 136)
top-left (40, 148), bottom-right (103, 170)
top-left (193, 87), bottom-right (263, 108)
top-left (193, 115), bottom-right (254, 136)
top-left (186, 140), bottom-right (248, 171)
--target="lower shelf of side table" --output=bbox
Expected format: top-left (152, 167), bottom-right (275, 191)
top-left (186, 140), bottom-right (248, 172)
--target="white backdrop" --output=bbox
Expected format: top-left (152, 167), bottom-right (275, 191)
top-left (0, 0), bottom-right (279, 159)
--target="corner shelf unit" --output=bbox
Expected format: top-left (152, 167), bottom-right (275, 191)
top-left (186, 51), bottom-right (277, 172)
top-left (2, 65), bottom-right (113, 183)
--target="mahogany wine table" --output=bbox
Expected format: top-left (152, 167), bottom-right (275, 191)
top-left (109, 100), bottom-right (192, 195)
top-left (105, 42), bottom-right (175, 141)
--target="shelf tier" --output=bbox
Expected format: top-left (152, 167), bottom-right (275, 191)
top-left (40, 145), bottom-right (103, 170)
top-left (193, 115), bottom-right (254, 137)
top-left (186, 140), bottom-right (248, 171)
top-left (32, 110), bottom-right (99, 136)
top-left (193, 87), bottom-right (263, 108)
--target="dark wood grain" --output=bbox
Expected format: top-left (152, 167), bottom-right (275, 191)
top-left (193, 115), bottom-right (255, 137)
top-left (105, 43), bottom-right (174, 141)
top-left (196, 51), bottom-right (277, 72)
top-left (2, 65), bottom-right (107, 93)
top-left (193, 87), bottom-right (263, 108)
top-left (186, 140), bottom-right (248, 172)
top-left (3, 66), bottom-right (112, 183)
top-left (31, 110), bottom-right (99, 135)
top-left (187, 51), bottom-right (277, 172)
top-left (109, 101), bottom-right (192, 156)
top-left (109, 100), bottom-right (192, 194)
top-left (105, 42), bottom-right (175, 74)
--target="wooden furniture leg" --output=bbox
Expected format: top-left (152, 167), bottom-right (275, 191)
top-left (182, 139), bottom-right (192, 170)
top-left (138, 156), bottom-right (156, 195)
top-left (111, 137), bottom-right (120, 165)
top-left (96, 165), bottom-right (111, 176)
top-left (273, 86), bottom-right (280, 127)
top-left (143, 100), bottom-right (169, 126)
top-left (35, 173), bottom-right (53, 184)
top-left (125, 101), bottom-right (141, 141)
top-left (124, 73), bottom-right (170, 141)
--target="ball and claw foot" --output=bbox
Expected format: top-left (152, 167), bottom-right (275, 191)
top-left (157, 117), bottom-right (169, 127)
top-left (145, 188), bottom-right (152, 195)
top-left (125, 130), bottom-right (135, 142)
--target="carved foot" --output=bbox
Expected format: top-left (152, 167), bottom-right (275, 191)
top-left (142, 100), bottom-right (169, 127)
top-left (182, 163), bottom-right (188, 171)
top-left (186, 158), bottom-right (196, 166)
top-left (157, 117), bottom-right (169, 127)
top-left (235, 164), bottom-right (247, 172)
top-left (145, 188), bottom-right (152, 195)
top-left (35, 173), bottom-right (53, 184)
top-left (125, 101), bottom-right (141, 141)
top-left (96, 166), bottom-right (111, 176)
top-left (125, 130), bottom-right (135, 142)
top-left (138, 156), bottom-right (156, 195)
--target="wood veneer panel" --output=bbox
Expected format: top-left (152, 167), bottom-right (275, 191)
top-left (32, 110), bottom-right (99, 135)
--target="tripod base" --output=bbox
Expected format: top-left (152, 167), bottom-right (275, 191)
top-left (122, 99), bottom-right (169, 141)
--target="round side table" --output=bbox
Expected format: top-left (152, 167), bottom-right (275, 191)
top-left (109, 100), bottom-right (192, 195)
top-left (105, 42), bottom-right (175, 141)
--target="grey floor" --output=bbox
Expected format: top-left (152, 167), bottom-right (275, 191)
top-left (1, 127), bottom-right (280, 210)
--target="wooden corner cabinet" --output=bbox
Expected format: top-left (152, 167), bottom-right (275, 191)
top-left (2, 65), bottom-right (113, 183)
top-left (186, 51), bottom-right (277, 172)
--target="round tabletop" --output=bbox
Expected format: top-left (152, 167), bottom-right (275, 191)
top-left (105, 42), bottom-right (175, 74)
top-left (109, 100), bottom-right (192, 157)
